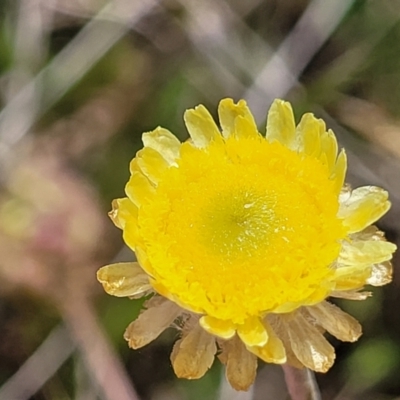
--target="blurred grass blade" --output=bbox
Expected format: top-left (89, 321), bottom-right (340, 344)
top-left (244, 0), bottom-right (355, 119)
top-left (0, 0), bottom-right (158, 173)
top-left (0, 324), bottom-right (75, 400)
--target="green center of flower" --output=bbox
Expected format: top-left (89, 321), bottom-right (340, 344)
top-left (201, 190), bottom-right (278, 260)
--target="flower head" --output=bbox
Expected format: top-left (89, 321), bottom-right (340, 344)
top-left (97, 99), bottom-right (396, 390)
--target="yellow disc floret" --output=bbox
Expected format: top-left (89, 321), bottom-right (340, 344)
top-left (137, 134), bottom-right (346, 324)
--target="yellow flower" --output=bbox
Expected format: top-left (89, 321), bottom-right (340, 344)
top-left (97, 99), bottom-right (396, 391)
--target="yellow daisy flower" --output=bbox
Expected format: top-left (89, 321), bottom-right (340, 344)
top-left (97, 99), bottom-right (396, 391)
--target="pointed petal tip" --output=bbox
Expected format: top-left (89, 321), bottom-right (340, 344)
top-left (333, 149), bottom-right (347, 194)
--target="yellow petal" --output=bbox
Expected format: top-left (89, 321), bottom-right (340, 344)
top-left (234, 115), bottom-right (260, 139)
top-left (97, 262), bottom-right (151, 298)
top-left (367, 261), bottom-right (393, 286)
top-left (330, 290), bottom-right (372, 300)
top-left (350, 225), bottom-right (384, 241)
top-left (149, 278), bottom-right (171, 298)
top-left (332, 149), bottom-right (347, 194)
top-left (129, 158), bottom-right (140, 174)
top-left (267, 315), bottom-right (303, 369)
top-left (295, 113), bottom-right (322, 157)
top-left (333, 265), bottom-right (372, 291)
top-left (266, 99), bottom-right (296, 147)
top-left (320, 129), bottom-right (338, 174)
top-left (272, 301), bottom-right (303, 314)
top-left (142, 127), bottom-right (181, 165)
top-left (303, 281), bottom-right (334, 306)
top-left (124, 297), bottom-right (181, 349)
top-left (178, 140), bottom-right (200, 160)
top-left (125, 171), bottom-right (155, 207)
top-left (133, 245), bottom-right (154, 276)
top-left (184, 105), bottom-right (221, 147)
top-left (220, 335), bottom-right (257, 391)
top-left (318, 152), bottom-right (329, 170)
top-left (199, 316), bottom-right (236, 339)
top-left (306, 301), bottom-right (362, 342)
top-left (121, 221), bottom-right (140, 253)
top-left (108, 197), bottom-right (138, 229)
top-left (339, 240), bottom-right (396, 266)
top-left (218, 98), bottom-right (258, 138)
top-left (338, 186), bottom-right (391, 234)
top-left (136, 147), bottom-right (169, 185)
top-left (283, 312), bottom-right (335, 372)
top-left (248, 319), bottom-right (286, 364)
top-left (237, 317), bottom-right (268, 347)
top-left (171, 323), bottom-right (217, 380)
top-left (149, 279), bottom-right (202, 313)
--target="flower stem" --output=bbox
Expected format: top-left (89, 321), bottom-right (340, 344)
top-left (282, 365), bottom-right (321, 400)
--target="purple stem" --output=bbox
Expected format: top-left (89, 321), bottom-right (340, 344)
top-left (282, 365), bottom-right (322, 400)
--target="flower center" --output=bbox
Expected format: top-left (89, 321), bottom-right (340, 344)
top-left (138, 136), bottom-right (345, 324)
top-left (201, 189), bottom-right (278, 260)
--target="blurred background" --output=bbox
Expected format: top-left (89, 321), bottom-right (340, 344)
top-left (0, 0), bottom-right (399, 399)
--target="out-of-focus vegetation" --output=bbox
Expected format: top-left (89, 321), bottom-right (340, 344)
top-left (0, 1), bottom-right (399, 399)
